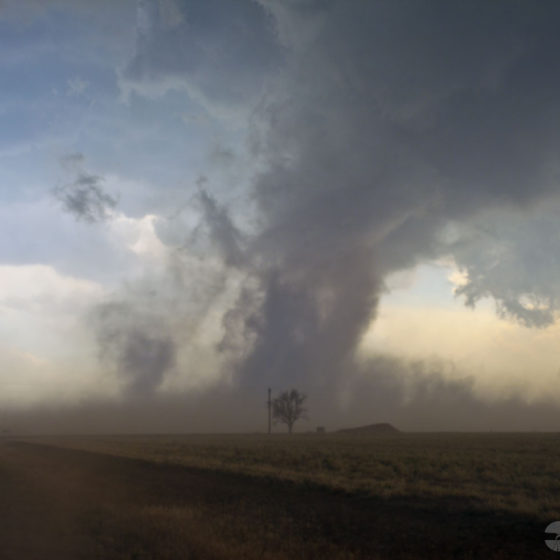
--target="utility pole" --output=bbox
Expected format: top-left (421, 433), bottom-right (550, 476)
top-left (267, 387), bottom-right (272, 434)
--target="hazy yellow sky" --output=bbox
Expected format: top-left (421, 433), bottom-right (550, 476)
top-left (359, 263), bottom-right (560, 403)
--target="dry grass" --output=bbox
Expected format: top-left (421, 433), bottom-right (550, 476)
top-left (37, 431), bottom-right (560, 519)
top-left (2, 432), bottom-right (558, 558)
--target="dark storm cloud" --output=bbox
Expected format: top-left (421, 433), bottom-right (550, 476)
top-left (54, 172), bottom-right (117, 223)
top-left (59, 1), bottom-right (560, 428)
top-left (114, 2), bottom-right (560, 390)
top-left (223, 0), bottom-right (560, 391)
top-left (121, 0), bottom-right (282, 108)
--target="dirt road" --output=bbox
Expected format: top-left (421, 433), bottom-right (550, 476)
top-left (0, 440), bottom-right (545, 559)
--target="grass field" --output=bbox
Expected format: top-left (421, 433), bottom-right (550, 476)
top-left (1, 432), bottom-right (558, 558)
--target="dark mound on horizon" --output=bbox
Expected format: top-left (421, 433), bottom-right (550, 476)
top-left (339, 422), bottom-right (400, 435)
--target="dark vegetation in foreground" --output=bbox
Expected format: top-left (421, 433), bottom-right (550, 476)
top-left (0, 433), bottom-right (557, 559)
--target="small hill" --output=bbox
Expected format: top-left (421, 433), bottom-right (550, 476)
top-left (338, 422), bottom-right (400, 435)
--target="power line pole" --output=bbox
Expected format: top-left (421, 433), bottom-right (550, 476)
top-left (267, 387), bottom-right (272, 434)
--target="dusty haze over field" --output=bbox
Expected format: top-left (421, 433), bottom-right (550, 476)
top-left (2, 1), bottom-right (560, 432)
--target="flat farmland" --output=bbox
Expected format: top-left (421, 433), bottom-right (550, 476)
top-left (1, 433), bottom-right (558, 558)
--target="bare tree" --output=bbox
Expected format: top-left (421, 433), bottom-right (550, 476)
top-left (272, 389), bottom-right (307, 434)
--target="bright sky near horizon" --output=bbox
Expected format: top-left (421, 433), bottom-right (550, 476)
top-left (2, 1), bottom-right (560, 432)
